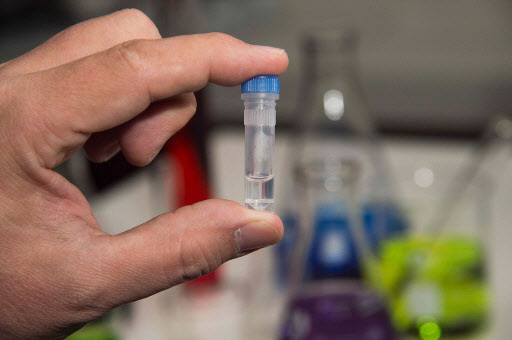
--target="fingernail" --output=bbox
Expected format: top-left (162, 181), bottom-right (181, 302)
top-left (253, 45), bottom-right (286, 56)
top-left (146, 149), bottom-right (160, 164)
top-left (235, 221), bottom-right (281, 254)
top-left (100, 140), bottom-right (120, 163)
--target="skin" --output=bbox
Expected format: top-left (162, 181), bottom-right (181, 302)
top-left (0, 9), bottom-right (288, 339)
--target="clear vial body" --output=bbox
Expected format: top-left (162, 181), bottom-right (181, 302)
top-left (243, 93), bottom-right (278, 211)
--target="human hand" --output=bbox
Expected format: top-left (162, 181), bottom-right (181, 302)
top-left (0, 9), bottom-right (287, 339)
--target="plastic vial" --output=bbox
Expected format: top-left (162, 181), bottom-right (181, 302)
top-left (241, 75), bottom-right (280, 211)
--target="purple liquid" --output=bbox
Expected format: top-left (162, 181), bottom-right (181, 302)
top-left (279, 281), bottom-right (396, 340)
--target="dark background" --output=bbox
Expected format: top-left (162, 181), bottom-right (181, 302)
top-left (1, 0), bottom-right (511, 193)
top-left (1, 0), bottom-right (511, 137)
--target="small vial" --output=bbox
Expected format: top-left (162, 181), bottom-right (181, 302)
top-left (241, 75), bottom-right (280, 211)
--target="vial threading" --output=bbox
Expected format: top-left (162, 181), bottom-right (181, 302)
top-left (243, 92), bottom-right (278, 211)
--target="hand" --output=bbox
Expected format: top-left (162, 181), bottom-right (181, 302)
top-left (0, 9), bottom-right (287, 339)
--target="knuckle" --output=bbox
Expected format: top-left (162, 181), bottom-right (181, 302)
top-left (0, 78), bottom-right (52, 171)
top-left (178, 237), bottom-right (216, 282)
top-left (218, 199), bottom-right (245, 214)
top-left (115, 39), bottom-right (147, 75)
top-left (199, 199), bottom-right (245, 225)
top-left (118, 9), bottom-right (161, 38)
top-left (221, 199), bottom-right (244, 212)
top-left (204, 32), bottom-right (233, 45)
top-left (119, 8), bottom-right (150, 22)
top-left (167, 61), bottom-right (187, 85)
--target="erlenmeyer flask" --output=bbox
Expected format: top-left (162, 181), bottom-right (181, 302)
top-left (297, 27), bottom-right (407, 249)
top-left (292, 158), bottom-right (369, 283)
top-left (366, 117), bottom-right (512, 336)
top-left (297, 28), bottom-right (376, 160)
top-left (279, 28), bottom-right (406, 283)
top-left (295, 29), bottom-right (386, 174)
top-left (362, 177), bottom-right (409, 253)
top-left (279, 157), bottom-right (396, 340)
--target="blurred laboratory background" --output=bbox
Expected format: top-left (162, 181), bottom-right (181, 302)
top-left (1, 1), bottom-right (512, 339)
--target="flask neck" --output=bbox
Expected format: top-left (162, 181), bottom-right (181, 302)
top-left (312, 48), bottom-right (357, 81)
top-left (297, 30), bottom-right (371, 138)
top-left (303, 29), bottom-right (359, 83)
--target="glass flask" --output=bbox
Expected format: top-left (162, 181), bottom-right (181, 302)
top-left (279, 281), bottom-right (396, 340)
top-left (297, 28), bottom-right (374, 141)
top-left (280, 158), bottom-right (396, 340)
top-left (361, 178), bottom-right (409, 254)
top-left (380, 115), bottom-right (512, 337)
top-left (364, 119), bottom-right (512, 337)
top-left (294, 27), bottom-right (407, 263)
top-left (291, 157), bottom-right (368, 284)
top-left (278, 28), bottom-right (407, 286)
top-left (295, 27), bottom-right (389, 177)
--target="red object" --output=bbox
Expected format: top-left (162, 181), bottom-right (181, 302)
top-left (166, 128), bottom-right (219, 285)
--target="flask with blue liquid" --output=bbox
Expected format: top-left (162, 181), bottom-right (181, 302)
top-left (277, 28), bottom-right (408, 286)
top-left (294, 158), bottom-right (366, 282)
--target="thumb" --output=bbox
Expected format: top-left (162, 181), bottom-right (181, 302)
top-left (94, 199), bottom-right (283, 307)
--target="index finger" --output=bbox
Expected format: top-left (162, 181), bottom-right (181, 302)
top-left (1, 9), bottom-right (161, 77)
top-left (20, 33), bottom-right (288, 134)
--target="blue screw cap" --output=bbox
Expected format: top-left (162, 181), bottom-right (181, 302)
top-left (241, 75), bottom-right (279, 94)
